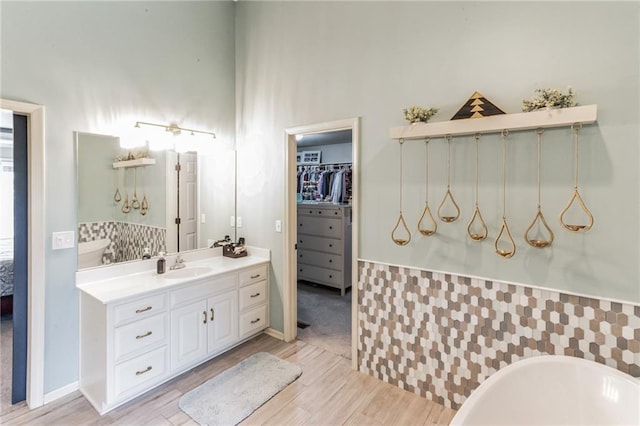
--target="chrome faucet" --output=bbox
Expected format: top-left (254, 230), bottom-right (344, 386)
top-left (170, 254), bottom-right (186, 270)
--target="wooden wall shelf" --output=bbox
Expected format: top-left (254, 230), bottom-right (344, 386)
top-left (112, 158), bottom-right (156, 169)
top-left (389, 104), bottom-right (597, 140)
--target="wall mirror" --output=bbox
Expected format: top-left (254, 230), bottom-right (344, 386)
top-left (75, 131), bottom-right (236, 270)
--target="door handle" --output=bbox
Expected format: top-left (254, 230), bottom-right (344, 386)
top-left (250, 292), bottom-right (261, 298)
top-left (210, 308), bottom-right (215, 321)
top-left (135, 306), bottom-right (152, 314)
top-left (203, 311), bottom-right (207, 324)
top-left (250, 318), bottom-right (260, 324)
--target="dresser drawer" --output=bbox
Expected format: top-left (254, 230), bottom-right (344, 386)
top-left (239, 305), bottom-right (267, 338)
top-left (298, 206), bottom-right (342, 217)
top-left (239, 280), bottom-right (267, 311)
top-left (239, 264), bottom-right (268, 286)
top-left (113, 293), bottom-right (167, 327)
top-left (114, 313), bottom-right (167, 362)
top-left (298, 264), bottom-right (343, 287)
top-left (114, 346), bottom-right (167, 400)
top-left (297, 235), bottom-right (342, 255)
top-left (298, 249), bottom-right (343, 271)
top-left (298, 216), bottom-right (341, 238)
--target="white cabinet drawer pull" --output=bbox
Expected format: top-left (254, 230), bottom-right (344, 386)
top-left (135, 331), bottom-right (152, 340)
top-left (210, 308), bottom-right (215, 321)
top-left (135, 366), bottom-right (152, 376)
top-left (203, 311), bottom-right (207, 324)
top-left (250, 318), bottom-right (260, 324)
top-left (135, 306), bottom-right (152, 314)
top-left (250, 292), bottom-right (261, 298)
top-left (250, 274), bottom-right (261, 279)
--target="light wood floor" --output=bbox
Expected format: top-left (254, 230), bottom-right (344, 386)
top-left (0, 334), bottom-right (456, 425)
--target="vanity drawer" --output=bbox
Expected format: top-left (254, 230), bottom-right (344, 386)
top-left (239, 280), bottom-right (267, 311)
top-left (298, 216), bottom-right (341, 238)
top-left (114, 313), bottom-right (167, 362)
top-left (113, 293), bottom-right (167, 327)
top-left (239, 305), bottom-right (267, 338)
top-left (170, 274), bottom-right (236, 308)
top-left (298, 249), bottom-right (343, 271)
top-left (297, 235), bottom-right (342, 255)
top-left (239, 264), bottom-right (268, 286)
top-left (113, 346), bottom-right (167, 400)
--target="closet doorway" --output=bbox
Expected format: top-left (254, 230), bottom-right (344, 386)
top-left (284, 118), bottom-right (359, 367)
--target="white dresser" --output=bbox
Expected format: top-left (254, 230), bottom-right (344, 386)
top-left (297, 203), bottom-right (352, 295)
top-left (77, 249), bottom-right (269, 415)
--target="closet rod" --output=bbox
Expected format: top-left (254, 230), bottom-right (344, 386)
top-left (390, 104), bottom-right (597, 141)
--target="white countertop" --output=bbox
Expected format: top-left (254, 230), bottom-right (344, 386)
top-left (76, 247), bottom-right (269, 304)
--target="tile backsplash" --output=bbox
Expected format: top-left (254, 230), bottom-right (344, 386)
top-left (357, 260), bottom-right (640, 409)
top-left (78, 221), bottom-right (166, 264)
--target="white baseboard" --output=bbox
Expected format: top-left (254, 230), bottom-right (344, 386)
top-left (264, 327), bottom-right (284, 341)
top-left (43, 381), bottom-right (79, 405)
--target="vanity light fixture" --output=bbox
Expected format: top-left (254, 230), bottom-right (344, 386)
top-left (134, 121), bottom-right (216, 139)
top-left (130, 121), bottom-right (216, 153)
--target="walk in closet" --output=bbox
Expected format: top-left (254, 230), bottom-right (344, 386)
top-left (296, 129), bottom-right (353, 295)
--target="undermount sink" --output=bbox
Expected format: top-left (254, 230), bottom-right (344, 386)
top-left (164, 266), bottom-right (213, 279)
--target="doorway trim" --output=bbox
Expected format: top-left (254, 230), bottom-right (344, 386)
top-left (0, 99), bottom-right (46, 408)
top-left (283, 117), bottom-right (360, 368)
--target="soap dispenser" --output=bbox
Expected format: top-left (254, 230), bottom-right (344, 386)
top-left (157, 252), bottom-right (166, 274)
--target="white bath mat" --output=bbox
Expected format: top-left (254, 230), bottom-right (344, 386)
top-left (178, 352), bottom-right (302, 425)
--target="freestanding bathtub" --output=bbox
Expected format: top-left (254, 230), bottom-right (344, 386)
top-left (451, 355), bottom-right (640, 425)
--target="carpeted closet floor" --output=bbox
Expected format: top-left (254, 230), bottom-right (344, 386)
top-left (296, 281), bottom-right (351, 359)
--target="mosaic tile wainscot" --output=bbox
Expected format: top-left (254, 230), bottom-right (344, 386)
top-left (357, 260), bottom-right (640, 410)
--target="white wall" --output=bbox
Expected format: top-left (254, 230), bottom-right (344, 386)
top-left (236, 1), bottom-right (640, 332)
top-left (1, 1), bottom-right (236, 393)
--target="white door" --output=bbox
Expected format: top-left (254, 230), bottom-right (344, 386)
top-left (179, 153), bottom-right (198, 251)
top-left (207, 291), bottom-right (238, 354)
top-left (170, 299), bottom-right (207, 371)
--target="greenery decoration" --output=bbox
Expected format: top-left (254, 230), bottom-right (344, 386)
top-left (403, 106), bottom-right (439, 124)
top-left (522, 87), bottom-right (576, 112)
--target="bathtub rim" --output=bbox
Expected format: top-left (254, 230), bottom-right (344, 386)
top-left (450, 355), bottom-right (640, 425)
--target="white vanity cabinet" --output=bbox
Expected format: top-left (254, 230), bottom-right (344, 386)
top-left (169, 274), bottom-right (239, 372)
top-left (79, 258), bottom-right (269, 415)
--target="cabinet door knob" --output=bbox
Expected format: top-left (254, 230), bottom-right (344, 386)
top-left (329, 259), bottom-right (332, 263)
top-left (135, 331), bottom-right (152, 340)
top-left (210, 308), bottom-right (215, 321)
top-left (329, 226), bottom-right (333, 230)
top-left (203, 311), bottom-right (207, 324)
top-left (329, 244), bottom-right (333, 248)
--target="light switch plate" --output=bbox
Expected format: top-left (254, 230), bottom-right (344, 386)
top-left (275, 220), bottom-right (282, 233)
top-left (52, 231), bottom-right (75, 250)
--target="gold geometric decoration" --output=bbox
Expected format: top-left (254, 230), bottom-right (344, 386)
top-left (451, 91), bottom-right (506, 120)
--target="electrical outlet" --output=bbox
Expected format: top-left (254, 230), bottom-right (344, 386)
top-left (236, 216), bottom-right (242, 227)
top-left (275, 220), bottom-right (282, 233)
top-left (52, 231), bottom-right (75, 250)
top-left (230, 216), bottom-right (235, 227)
top-left (201, 213), bottom-right (206, 224)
